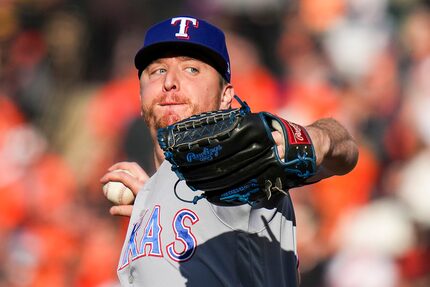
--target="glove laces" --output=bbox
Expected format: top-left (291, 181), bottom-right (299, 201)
top-left (174, 179), bottom-right (205, 204)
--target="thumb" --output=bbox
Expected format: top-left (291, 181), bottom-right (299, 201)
top-left (110, 205), bottom-right (133, 217)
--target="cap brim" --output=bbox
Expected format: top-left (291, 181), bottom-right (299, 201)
top-left (134, 42), bottom-right (228, 80)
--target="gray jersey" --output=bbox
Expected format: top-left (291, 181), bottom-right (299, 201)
top-left (117, 161), bottom-right (300, 286)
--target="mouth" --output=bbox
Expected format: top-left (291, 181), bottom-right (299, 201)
top-left (159, 102), bottom-right (185, 106)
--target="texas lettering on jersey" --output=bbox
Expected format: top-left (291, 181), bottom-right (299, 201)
top-left (118, 206), bottom-right (200, 270)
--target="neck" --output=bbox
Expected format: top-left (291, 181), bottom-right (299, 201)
top-left (154, 143), bottom-right (165, 169)
top-left (147, 124), bottom-right (165, 169)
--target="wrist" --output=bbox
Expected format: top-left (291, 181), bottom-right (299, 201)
top-left (305, 125), bottom-right (331, 167)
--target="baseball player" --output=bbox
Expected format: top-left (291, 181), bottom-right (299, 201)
top-left (100, 16), bottom-right (359, 286)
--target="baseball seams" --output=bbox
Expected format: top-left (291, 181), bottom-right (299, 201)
top-left (103, 169), bottom-right (135, 205)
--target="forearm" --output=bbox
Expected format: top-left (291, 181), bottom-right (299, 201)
top-left (306, 118), bottom-right (359, 180)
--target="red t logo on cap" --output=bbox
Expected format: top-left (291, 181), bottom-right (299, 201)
top-left (171, 17), bottom-right (199, 39)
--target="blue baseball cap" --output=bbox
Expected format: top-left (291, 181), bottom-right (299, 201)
top-left (135, 16), bottom-right (231, 82)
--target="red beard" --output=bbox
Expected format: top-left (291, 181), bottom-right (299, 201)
top-left (142, 94), bottom-right (197, 130)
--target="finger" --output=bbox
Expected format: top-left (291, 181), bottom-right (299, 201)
top-left (271, 131), bottom-right (283, 145)
top-left (271, 131), bottom-right (285, 159)
top-left (109, 205), bottom-right (133, 217)
top-left (100, 170), bottom-right (144, 195)
top-left (277, 145), bottom-right (284, 159)
top-left (108, 162), bottom-right (149, 182)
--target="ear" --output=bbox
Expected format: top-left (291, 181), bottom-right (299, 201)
top-left (139, 85), bottom-right (144, 117)
top-left (220, 83), bottom-right (234, 109)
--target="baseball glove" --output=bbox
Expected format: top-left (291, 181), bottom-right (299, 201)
top-left (157, 96), bottom-right (316, 206)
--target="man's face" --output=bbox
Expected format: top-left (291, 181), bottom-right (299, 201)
top-left (139, 56), bottom-right (231, 131)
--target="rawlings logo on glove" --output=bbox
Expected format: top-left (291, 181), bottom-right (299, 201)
top-left (157, 96), bottom-right (317, 206)
top-left (186, 145), bottom-right (223, 162)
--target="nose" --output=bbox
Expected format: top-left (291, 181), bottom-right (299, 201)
top-left (163, 69), bottom-right (179, 92)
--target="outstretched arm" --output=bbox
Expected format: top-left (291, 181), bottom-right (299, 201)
top-left (305, 118), bottom-right (359, 181)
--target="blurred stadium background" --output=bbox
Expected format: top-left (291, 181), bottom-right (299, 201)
top-left (0, 0), bottom-right (429, 286)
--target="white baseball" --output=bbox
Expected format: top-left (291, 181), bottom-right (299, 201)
top-left (103, 169), bottom-right (135, 205)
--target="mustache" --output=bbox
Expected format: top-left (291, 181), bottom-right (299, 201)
top-left (141, 93), bottom-right (196, 130)
top-left (153, 93), bottom-right (192, 106)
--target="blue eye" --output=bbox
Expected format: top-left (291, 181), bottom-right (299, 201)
top-left (186, 67), bottom-right (199, 74)
top-left (155, 68), bottom-right (167, 74)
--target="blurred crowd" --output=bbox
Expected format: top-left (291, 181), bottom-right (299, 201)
top-left (0, 0), bottom-right (429, 286)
